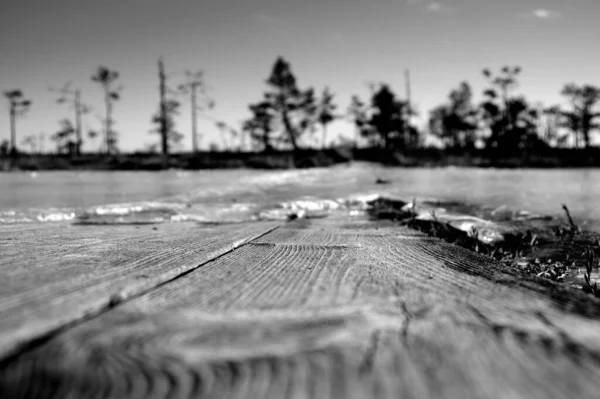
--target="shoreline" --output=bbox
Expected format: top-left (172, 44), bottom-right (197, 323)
top-left (367, 197), bottom-right (600, 299)
top-left (5, 146), bottom-right (600, 171)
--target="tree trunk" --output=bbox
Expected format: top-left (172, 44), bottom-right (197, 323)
top-left (282, 110), bottom-right (298, 151)
top-left (263, 140), bottom-right (273, 153)
top-left (384, 130), bottom-right (390, 149)
top-left (158, 59), bottom-right (169, 155)
top-left (9, 103), bottom-right (16, 153)
top-left (75, 90), bottom-right (82, 155)
top-left (278, 90), bottom-right (298, 152)
top-left (582, 114), bottom-right (590, 149)
top-left (104, 87), bottom-right (112, 154)
top-left (191, 83), bottom-right (198, 153)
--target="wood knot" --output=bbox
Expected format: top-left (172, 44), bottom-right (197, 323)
top-left (107, 292), bottom-right (126, 308)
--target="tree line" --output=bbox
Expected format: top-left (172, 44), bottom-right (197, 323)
top-left (1, 59), bottom-right (213, 157)
top-left (429, 67), bottom-right (600, 153)
top-left (3, 57), bottom-right (600, 157)
top-left (243, 59), bottom-right (600, 155)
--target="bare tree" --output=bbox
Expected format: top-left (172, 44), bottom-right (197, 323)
top-left (214, 121), bottom-right (240, 151)
top-left (52, 119), bottom-right (75, 154)
top-left (38, 132), bottom-right (46, 154)
top-left (87, 130), bottom-right (100, 152)
top-left (429, 82), bottom-right (478, 149)
top-left (249, 57), bottom-right (316, 151)
top-left (178, 70), bottom-right (214, 152)
top-left (158, 58), bottom-right (169, 155)
top-left (3, 90), bottom-right (32, 153)
top-left (21, 134), bottom-right (37, 154)
top-left (479, 67), bottom-right (545, 152)
top-left (91, 66), bottom-right (122, 154)
top-left (542, 105), bottom-right (566, 147)
top-left (51, 83), bottom-right (92, 155)
top-left (152, 58), bottom-right (183, 155)
top-left (482, 66), bottom-right (521, 132)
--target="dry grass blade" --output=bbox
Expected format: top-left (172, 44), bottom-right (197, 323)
top-left (562, 204), bottom-right (580, 234)
top-left (583, 246), bottom-right (598, 296)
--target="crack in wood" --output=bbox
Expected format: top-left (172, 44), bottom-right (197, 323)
top-left (358, 329), bottom-right (381, 376)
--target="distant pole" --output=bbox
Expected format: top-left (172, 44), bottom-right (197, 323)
top-left (158, 58), bottom-right (168, 155)
top-left (191, 81), bottom-right (199, 153)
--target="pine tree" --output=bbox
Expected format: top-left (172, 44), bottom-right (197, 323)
top-left (429, 82), bottom-right (478, 149)
top-left (347, 95), bottom-right (369, 148)
top-left (367, 84), bottom-right (413, 149)
top-left (560, 84), bottom-right (600, 148)
top-left (262, 57), bottom-right (316, 151)
top-left (243, 101), bottom-right (275, 152)
top-left (480, 67), bottom-right (543, 152)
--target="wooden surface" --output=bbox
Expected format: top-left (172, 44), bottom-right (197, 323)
top-left (0, 221), bottom-right (279, 359)
top-left (1, 217), bottom-right (600, 398)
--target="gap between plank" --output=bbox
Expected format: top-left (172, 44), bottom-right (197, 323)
top-left (0, 223), bottom-right (282, 366)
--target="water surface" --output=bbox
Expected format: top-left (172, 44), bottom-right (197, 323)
top-left (1, 164), bottom-right (598, 230)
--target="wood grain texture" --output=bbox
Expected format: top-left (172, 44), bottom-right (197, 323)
top-left (1, 218), bottom-right (600, 398)
top-left (0, 221), bottom-right (280, 359)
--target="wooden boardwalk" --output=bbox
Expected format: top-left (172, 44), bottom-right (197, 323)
top-left (1, 216), bottom-right (600, 398)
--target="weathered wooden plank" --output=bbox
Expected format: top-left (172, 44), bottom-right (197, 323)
top-left (1, 217), bottom-right (600, 398)
top-left (252, 221), bottom-right (427, 247)
top-left (0, 221), bottom-right (280, 359)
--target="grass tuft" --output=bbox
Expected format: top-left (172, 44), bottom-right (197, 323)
top-left (583, 246), bottom-right (598, 297)
top-left (367, 198), bottom-right (600, 298)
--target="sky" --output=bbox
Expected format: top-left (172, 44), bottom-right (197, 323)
top-left (1, 0), bottom-right (600, 152)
